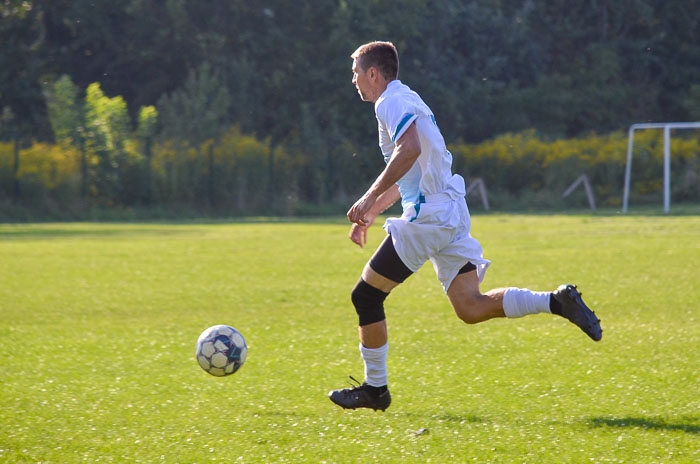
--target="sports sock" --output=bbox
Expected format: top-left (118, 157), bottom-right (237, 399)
top-left (502, 287), bottom-right (552, 318)
top-left (360, 342), bottom-right (388, 388)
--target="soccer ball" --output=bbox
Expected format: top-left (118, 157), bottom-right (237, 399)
top-left (196, 325), bottom-right (247, 376)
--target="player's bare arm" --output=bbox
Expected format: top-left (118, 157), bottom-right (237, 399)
top-left (347, 123), bottom-right (421, 227)
top-left (349, 184), bottom-right (401, 248)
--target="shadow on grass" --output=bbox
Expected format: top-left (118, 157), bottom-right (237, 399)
top-left (589, 416), bottom-right (699, 434)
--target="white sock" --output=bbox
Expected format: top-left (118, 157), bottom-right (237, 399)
top-left (360, 342), bottom-right (388, 387)
top-left (502, 287), bottom-right (552, 318)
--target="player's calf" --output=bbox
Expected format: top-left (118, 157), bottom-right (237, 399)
top-left (452, 292), bottom-right (503, 324)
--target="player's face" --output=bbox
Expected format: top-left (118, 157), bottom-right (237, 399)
top-left (352, 59), bottom-right (372, 102)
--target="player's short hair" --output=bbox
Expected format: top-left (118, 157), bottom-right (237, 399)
top-left (351, 41), bottom-right (399, 81)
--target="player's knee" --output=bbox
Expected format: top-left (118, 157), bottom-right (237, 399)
top-left (456, 309), bottom-right (481, 325)
top-left (453, 294), bottom-right (484, 324)
top-left (351, 279), bottom-right (389, 326)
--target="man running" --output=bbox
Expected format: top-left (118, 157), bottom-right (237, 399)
top-left (329, 41), bottom-right (602, 412)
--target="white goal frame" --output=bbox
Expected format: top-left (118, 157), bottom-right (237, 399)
top-left (563, 174), bottom-right (596, 210)
top-left (466, 177), bottom-right (490, 211)
top-left (622, 122), bottom-right (700, 213)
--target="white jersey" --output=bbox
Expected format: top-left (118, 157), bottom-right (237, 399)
top-left (374, 80), bottom-right (453, 210)
top-left (375, 80), bottom-right (490, 291)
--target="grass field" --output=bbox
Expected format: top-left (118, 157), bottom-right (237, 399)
top-left (1, 215), bottom-right (698, 463)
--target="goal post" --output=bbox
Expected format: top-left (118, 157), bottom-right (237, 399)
top-left (563, 174), bottom-right (596, 210)
top-left (466, 177), bottom-right (490, 211)
top-left (622, 122), bottom-right (700, 214)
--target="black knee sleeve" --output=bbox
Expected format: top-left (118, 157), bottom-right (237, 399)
top-left (351, 279), bottom-right (389, 326)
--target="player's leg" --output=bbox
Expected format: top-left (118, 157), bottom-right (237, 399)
top-left (354, 234), bottom-right (413, 390)
top-left (447, 265), bottom-right (602, 341)
top-left (446, 264), bottom-right (507, 324)
top-left (329, 235), bottom-right (413, 411)
top-left (352, 265), bottom-right (395, 397)
top-left (448, 265), bottom-right (552, 323)
top-left (355, 264), bottom-right (398, 348)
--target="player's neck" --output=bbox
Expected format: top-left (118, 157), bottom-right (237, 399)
top-left (369, 79), bottom-right (393, 103)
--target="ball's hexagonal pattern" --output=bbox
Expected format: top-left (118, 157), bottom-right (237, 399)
top-left (195, 325), bottom-right (247, 377)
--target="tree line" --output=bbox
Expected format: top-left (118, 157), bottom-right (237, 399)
top-left (1, 0), bottom-right (699, 215)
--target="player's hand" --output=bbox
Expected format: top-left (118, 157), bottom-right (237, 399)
top-left (347, 194), bottom-right (376, 226)
top-left (349, 223), bottom-right (368, 248)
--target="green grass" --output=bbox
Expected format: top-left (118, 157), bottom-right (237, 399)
top-left (1, 215), bottom-right (698, 463)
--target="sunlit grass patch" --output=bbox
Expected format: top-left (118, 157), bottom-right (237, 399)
top-left (1, 216), bottom-right (698, 463)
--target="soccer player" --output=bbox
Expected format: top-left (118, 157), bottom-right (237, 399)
top-left (328, 41), bottom-right (602, 412)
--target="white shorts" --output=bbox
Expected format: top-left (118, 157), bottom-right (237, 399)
top-left (383, 175), bottom-right (490, 293)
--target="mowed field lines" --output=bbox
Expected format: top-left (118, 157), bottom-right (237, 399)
top-left (1, 215), bottom-right (698, 463)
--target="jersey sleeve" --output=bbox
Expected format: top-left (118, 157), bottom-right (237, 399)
top-left (376, 96), bottom-right (418, 144)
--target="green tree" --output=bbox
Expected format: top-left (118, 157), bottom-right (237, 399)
top-left (157, 63), bottom-right (230, 207)
top-left (683, 85), bottom-right (700, 121)
top-left (137, 105), bottom-right (158, 205)
top-left (0, 0), bottom-right (49, 201)
top-left (44, 75), bottom-right (88, 199)
top-left (84, 82), bottom-right (133, 205)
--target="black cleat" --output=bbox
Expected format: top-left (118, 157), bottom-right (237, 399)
top-left (329, 376), bottom-right (391, 411)
top-left (552, 284), bottom-right (602, 341)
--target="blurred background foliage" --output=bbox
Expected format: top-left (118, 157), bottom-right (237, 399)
top-left (1, 0), bottom-right (699, 218)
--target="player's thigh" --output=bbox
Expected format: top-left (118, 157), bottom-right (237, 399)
top-left (361, 265), bottom-right (400, 293)
top-left (446, 269), bottom-right (483, 311)
top-left (362, 234), bottom-right (414, 293)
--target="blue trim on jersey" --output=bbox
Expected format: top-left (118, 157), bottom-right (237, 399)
top-left (392, 113), bottom-right (415, 142)
top-left (409, 193), bottom-right (426, 222)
